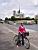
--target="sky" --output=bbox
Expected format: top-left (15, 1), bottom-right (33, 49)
top-left (0, 0), bottom-right (38, 20)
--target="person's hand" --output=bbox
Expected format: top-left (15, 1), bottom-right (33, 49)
top-left (23, 31), bottom-right (25, 33)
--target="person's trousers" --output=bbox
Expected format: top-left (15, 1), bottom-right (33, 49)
top-left (17, 33), bottom-right (24, 45)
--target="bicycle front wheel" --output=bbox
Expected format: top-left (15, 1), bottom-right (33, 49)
top-left (13, 35), bottom-right (18, 45)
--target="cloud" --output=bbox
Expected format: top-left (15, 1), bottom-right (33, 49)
top-left (0, 0), bottom-right (38, 19)
top-left (2, 2), bottom-right (8, 6)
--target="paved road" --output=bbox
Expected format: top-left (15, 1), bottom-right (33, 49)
top-left (0, 23), bottom-right (38, 50)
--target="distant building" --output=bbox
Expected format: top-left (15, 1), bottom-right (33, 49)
top-left (35, 15), bottom-right (38, 19)
top-left (13, 10), bottom-right (16, 16)
top-left (13, 8), bottom-right (24, 18)
top-left (35, 15), bottom-right (38, 24)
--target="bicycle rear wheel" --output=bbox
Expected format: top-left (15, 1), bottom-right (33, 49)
top-left (24, 37), bottom-right (30, 49)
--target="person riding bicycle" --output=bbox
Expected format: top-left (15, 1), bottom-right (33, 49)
top-left (18, 23), bottom-right (26, 33)
top-left (17, 23), bottom-right (26, 47)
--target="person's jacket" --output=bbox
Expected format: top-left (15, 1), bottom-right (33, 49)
top-left (18, 25), bottom-right (26, 33)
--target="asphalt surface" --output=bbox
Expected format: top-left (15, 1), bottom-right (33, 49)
top-left (0, 23), bottom-right (38, 50)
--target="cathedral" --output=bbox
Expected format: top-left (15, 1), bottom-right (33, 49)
top-left (13, 8), bottom-right (24, 18)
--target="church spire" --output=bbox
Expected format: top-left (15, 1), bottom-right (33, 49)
top-left (18, 5), bottom-right (20, 13)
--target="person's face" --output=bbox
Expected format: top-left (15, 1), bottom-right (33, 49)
top-left (21, 23), bottom-right (23, 26)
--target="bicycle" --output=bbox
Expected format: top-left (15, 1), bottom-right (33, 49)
top-left (13, 32), bottom-right (30, 49)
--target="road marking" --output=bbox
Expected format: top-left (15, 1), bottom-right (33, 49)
top-left (30, 43), bottom-right (38, 49)
top-left (6, 26), bottom-right (38, 49)
top-left (6, 27), bottom-right (18, 35)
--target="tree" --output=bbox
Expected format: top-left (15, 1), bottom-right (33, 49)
top-left (5, 17), bottom-right (9, 23)
top-left (31, 18), bottom-right (34, 20)
top-left (5, 17), bottom-right (8, 21)
top-left (11, 16), bottom-right (15, 21)
top-left (0, 19), bottom-right (2, 21)
top-left (25, 17), bottom-right (30, 20)
top-left (8, 18), bottom-right (11, 20)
